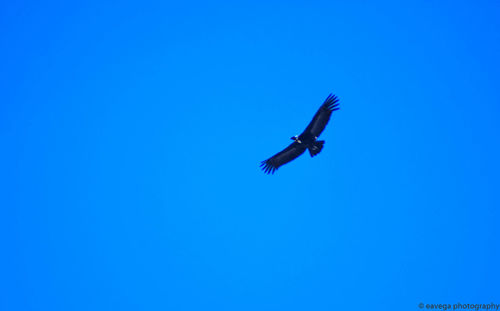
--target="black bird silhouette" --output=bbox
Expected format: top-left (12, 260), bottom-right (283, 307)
top-left (260, 94), bottom-right (340, 174)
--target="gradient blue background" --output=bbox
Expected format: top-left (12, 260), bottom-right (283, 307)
top-left (1, 1), bottom-right (499, 310)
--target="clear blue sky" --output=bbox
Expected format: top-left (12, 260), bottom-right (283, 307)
top-left (1, 1), bottom-right (499, 310)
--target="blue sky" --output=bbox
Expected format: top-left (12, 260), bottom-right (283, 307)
top-left (1, 1), bottom-right (499, 310)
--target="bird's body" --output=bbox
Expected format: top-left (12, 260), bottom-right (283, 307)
top-left (260, 94), bottom-right (339, 174)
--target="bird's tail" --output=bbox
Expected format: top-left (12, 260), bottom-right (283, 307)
top-left (308, 140), bottom-right (324, 157)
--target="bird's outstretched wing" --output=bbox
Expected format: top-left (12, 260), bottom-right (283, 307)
top-left (260, 142), bottom-right (307, 174)
top-left (303, 94), bottom-right (340, 138)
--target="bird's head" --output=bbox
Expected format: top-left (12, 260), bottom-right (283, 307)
top-left (291, 135), bottom-right (302, 143)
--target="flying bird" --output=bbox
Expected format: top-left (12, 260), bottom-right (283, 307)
top-left (260, 94), bottom-right (340, 174)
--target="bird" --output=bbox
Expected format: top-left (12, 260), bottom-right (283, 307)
top-left (260, 94), bottom-right (340, 174)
